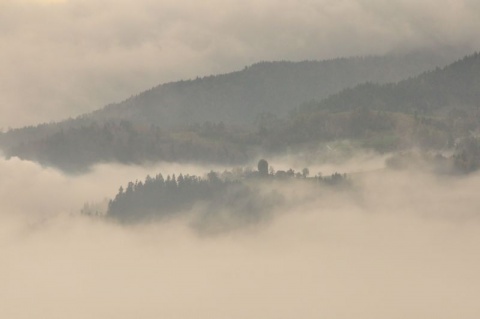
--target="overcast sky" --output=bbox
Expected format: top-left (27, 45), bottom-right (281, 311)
top-left (1, 0), bottom-right (479, 128)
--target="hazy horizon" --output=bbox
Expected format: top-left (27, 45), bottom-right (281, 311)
top-left (1, 0), bottom-right (479, 128)
top-left (2, 1), bottom-right (480, 318)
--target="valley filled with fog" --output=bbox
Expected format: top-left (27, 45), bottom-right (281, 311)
top-left (3, 1), bottom-right (480, 317)
top-left (2, 153), bottom-right (480, 318)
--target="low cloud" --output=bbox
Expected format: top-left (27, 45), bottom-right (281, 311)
top-left (1, 0), bottom-right (478, 128)
top-left (1, 155), bottom-right (480, 318)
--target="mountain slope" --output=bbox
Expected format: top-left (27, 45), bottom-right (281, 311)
top-left (266, 52), bottom-right (480, 152)
top-left (306, 52), bottom-right (480, 115)
top-left (90, 52), bottom-right (455, 128)
top-left (0, 51), bottom-right (472, 172)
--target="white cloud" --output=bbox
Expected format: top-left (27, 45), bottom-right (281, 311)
top-left (2, 155), bottom-right (480, 318)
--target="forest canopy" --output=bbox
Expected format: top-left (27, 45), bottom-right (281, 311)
top-left (103, 160), bottom-right (348, 231)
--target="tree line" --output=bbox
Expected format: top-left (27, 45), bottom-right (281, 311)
top-left (106, 160), bottom-right (349, 227)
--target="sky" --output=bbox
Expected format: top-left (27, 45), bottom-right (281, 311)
top-left (1, 0), bottom-right (479, 128)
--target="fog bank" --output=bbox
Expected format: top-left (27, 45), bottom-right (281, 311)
top-left (1, 155), bottom-right (480, 318)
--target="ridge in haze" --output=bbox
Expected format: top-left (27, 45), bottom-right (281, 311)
top-left (90, 51), bottom-right (456, 128)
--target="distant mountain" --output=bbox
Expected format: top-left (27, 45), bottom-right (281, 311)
top-left (266, 52), bottom-right (480, 152)
top-left (305, 52), bottom-right (480, 115)
top-left (89, 52), bottom-right (457, 128)
top-left (0, 51), bottom-right (473, 172)
top-left (0, 121), bottom-right (253, 172)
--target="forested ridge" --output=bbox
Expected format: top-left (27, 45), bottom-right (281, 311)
top-left (103, 159), bottom-right (348, 229)
top-left (304, 52), bottom-right (480, 115)
top-left (92, 52), bottom-right (452, 128)
top-left (0, 121), bottom-right (251, 172)
top-left (1, 52), bottom-right (480, 173)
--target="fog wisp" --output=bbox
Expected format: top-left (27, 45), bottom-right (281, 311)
top-left (1, 155), bottom-right (480, 318)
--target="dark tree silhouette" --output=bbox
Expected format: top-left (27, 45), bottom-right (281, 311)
top-left (257, 159), bottom-right (269, 176)
top-left (105, 165), bottom-right (348, 228)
